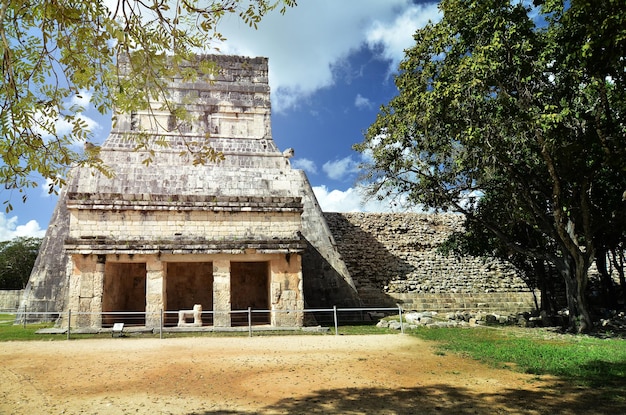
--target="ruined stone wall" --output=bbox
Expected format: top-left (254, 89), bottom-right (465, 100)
top-left (0, 290), bottom-right (23, 311)
top-left (325, 213), bottom-right (536, 313)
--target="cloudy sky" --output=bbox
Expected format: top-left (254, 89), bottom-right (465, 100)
top-left (0, 0), bottom-right (441, 240)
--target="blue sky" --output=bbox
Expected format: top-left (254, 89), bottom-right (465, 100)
top-left (0, 0), bottom-right (441, 240)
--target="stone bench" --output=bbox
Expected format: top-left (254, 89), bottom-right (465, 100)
top-left (177, 304), bottom-right (203, 327)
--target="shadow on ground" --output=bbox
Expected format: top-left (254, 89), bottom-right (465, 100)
top-left (188, 381), bottom-right (625, 415)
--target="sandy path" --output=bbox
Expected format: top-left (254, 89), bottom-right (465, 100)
top-left (0, 334), bottom-right (611, 414)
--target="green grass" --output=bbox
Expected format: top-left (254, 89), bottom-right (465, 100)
top-left (0, 313), bottom-right (15, 321)
top-left (0, 314), bottom-right (58, 341)
top-left (410, 326), bottom-right (626, 388)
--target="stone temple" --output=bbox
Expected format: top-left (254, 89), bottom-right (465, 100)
top-left (19, 55), bottom-right (361, 328)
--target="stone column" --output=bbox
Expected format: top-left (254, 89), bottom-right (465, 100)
top-left (269, 254), bottom-right (304, 327)
top-left (70, 254), bottom-right (100, 328)
top-left (213, 259), bottom-right (231, 327)
top-left (145, 257), bottom-right (164, 328)
top-left (66, 256), bottom-right (80, 328)
top-left (91, 255), bottom-right (105, 327)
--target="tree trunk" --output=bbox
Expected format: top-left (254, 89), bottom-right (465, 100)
top-left (595, 250), bottom-right (617, 309)
top-left (560, 259), bottom-right (593, 333)
top-left (609, 248), bottom-right (626, 309)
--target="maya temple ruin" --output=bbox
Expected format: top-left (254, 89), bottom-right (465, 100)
top-left (15, 55), bottom-right (536, 329)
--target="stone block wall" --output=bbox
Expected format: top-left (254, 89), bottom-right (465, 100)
top-left (0, 290), bottom-right (23, 311)
top-left (116, 55), bottom-right (270, 140)
top-left (67, 207), bottom-right (302, 241)
top-left (325, 212), bottom-right (536, 313)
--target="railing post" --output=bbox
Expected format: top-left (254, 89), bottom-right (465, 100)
top-left (67, 309), bottom-right (71, 341)
top-left (398, 305), bottom-right (404, 334)
top-left (333, 306), bottom-right (338, 336)
top-left (248, 307), bottom-right (252, 337)
top-left (159, 309), bottom-right (163, 339)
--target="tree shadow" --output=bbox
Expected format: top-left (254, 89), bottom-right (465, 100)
top-left (188, 380), bottom-right (626, 414)
top-left (567, 359), bottom-right (626, 389)
top-left (301, 236), bottom-right (363, 310)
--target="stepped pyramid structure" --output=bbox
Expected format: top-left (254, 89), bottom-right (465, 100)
top-left (19, 55), bottom-right (360, 328)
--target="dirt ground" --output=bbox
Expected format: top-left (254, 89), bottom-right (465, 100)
top-left (0, 333), bottom-right (615, 414)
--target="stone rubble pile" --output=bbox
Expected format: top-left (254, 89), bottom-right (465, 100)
top-left (378, 310), bottom-right (626, 333)
top-left (377, 310), bottom-right (562, 329)
top-left (599, 311), bottom-right (626, 332)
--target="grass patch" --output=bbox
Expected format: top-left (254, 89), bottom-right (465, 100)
top-left (0, 313), bottom-right (67, 341)
top-left (411, 326), bottom-right (626, 388)
top-left (0, 322), bottom-right (58, 341)
top-left (0, 313), bottom-right (16, 322)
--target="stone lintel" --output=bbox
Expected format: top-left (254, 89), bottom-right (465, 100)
top-left (66, 194), bottom-right (303, 213)
top-left (67, 193), bottom-right (301, 203)
top-left (67, 193), bottom-right (302, 203)
top-left (64, 238), bottom-right (306, 255)
top-left (67, 204), bottom-right (303, 213)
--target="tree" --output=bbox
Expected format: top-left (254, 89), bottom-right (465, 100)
top-left (0, 0), bottom-right (295, 209)
top-left (355, 0), bottom-right (626, 333)
top-left (438, 187), bottom-right (567, 315)
top-left (0, 237), bottom-right (42, 289)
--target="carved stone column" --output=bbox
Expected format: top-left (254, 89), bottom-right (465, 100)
top-left (91, 255), bottom-right (105, 327)
top-left (213, 260), bottom-right (231, 327)
top-left (68, 254), bottom-right (102, 328)
top-left (145, 257), bottom-right (164, 328)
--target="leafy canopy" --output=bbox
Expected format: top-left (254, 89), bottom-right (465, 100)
top-left (0, 0), bottom-right (295, 210)
top-left (0, 237), bottom-right (42, 289)
top-left (355, 0), bottom-right (626, 332)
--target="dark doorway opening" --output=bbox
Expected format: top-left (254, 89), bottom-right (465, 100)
top-left (165, 262), bottom-right (213, 327)
top-left (102, 262), bottom-right (147, 327)
top-left (230, 261), bottom-right (270, 326)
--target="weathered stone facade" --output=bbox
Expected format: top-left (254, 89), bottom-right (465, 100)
top-left (326, 213), bottom-right (536, 312)
top-left (19, 55), bottom-right (359, 328)
top-left (0, 290), bottom-right (22, 311)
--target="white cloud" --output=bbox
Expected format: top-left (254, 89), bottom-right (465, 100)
top-left (365, 3), bottom-right (441, 71)
top-left (33, 90), bottom-right (100, 147)
top-left (0, 213), bottom-right (46, 241)
top-left (355, 94), bottom-right (373, 110)
top-left (40, 178), bottom-right (60, 198)
top-left (291, 158), bottom-right (318, 175)
top-left (53, 113), bottom-right (99, 139)
top-left (313, 186), bottom-right (370, 212)
top-left (218, 0), bottom-right (440, 112)
top-left (70, 90), bottom-right (93, 109)
top-left (313, 185), bottom-right (425, 213)
top-left (458, 189), bottom-right (484, 211)
top-left (322, 156), bottom-right (360, 180)
top-left (63, 91), bottom-right (99, 141)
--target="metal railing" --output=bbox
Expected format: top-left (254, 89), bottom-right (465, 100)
top-left (8, 306), bottom-right (406, 339)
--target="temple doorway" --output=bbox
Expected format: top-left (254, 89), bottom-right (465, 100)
top-left (102, 262), bottom-right (147, 327)
top-left (165, 262), bottom-right (213, 326)
top-left (230, 261), bottom-right (270, 326)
